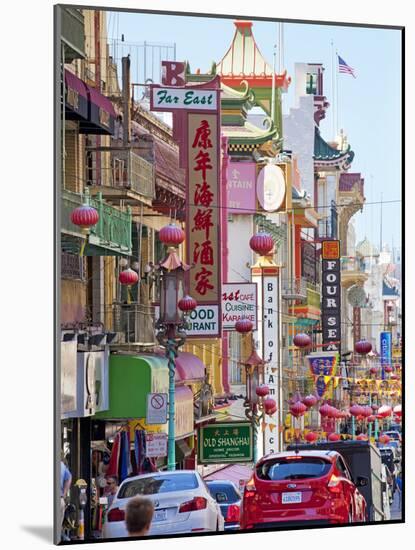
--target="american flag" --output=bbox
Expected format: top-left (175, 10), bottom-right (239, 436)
top-left (338, 55), bottom-right (356, 78)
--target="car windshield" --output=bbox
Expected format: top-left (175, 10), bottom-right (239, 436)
top-left (206, 483), bottom-right (240, 503)
top-left (118, 474), bottom-right (198, 498)
top-left (256, 457), bottom-right (331, 481)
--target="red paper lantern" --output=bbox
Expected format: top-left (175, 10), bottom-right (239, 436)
top-left (71, 203), bottom-right (99, 230)
top-left (305, 431), bottom-right (318, 443)
top-left (293, 333), bottom-right (312, 349)
top-left (349, 404), bottom-right (364, 417)
top-left (302, 395), bottom-right (318, 408)
top-left (371, 404), bottom-right (379, 412)
top-left (290, 401), bottom-right (307, 418)
top-left (255, 385), bottom-right (270, 398)
top-left (319, 403), bottom-right (332, 417)
top-left (119, 268), bottom-right (139, 286)
top-left (249, 231), bottom-right (274, 256)
top-left (264, 397), bottom-right (277, 415)
top-left (378, 405), bottom-right (392, 418)
top-left (355, 340), bottom-right (372, 355)
top-left (361, 405), bottom-right (373, 418)
top-left (390, 374), bottom-right (399, 380)
top-left (356, 434), bottom-right (368, 441)
top-left (159, 224), bottom-right (185, 246)
top-left (393, 405), bottom-right (402, 418)
top-left (328, 433), bottom-right (341, 442)
top-left (369, 366), bottom-right (378, 375)
top-left (384, 366), bottom-right (393, 373)
top-left (178, 295), bottom-right (197, 313)
top-left (235, 319), bottom-right (253, 334)
top-left (367, 415), bottom-right (376, 423)
top-left (378, 434), bottom-right (390, 444)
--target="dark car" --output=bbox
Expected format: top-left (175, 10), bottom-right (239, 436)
top-left (206, 480), bottom-right (242, 530)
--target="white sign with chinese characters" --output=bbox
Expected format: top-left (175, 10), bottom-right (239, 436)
top-left (145, 433), bottom-right (168, 458)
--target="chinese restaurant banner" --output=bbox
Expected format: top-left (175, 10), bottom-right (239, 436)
top-left (305, 351), bottom-right (339, 376)
top-left (187, 112), bottom-right (221, 311)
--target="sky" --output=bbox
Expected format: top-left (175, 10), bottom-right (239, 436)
top-left (102, 10), bottom-right (402, 254)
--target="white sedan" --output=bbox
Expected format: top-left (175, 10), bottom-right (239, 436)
top-left (103, 470), bottom-right (224, 538)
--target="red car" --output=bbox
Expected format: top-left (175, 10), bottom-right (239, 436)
top-left (241, 450), bottom-right (367, 529)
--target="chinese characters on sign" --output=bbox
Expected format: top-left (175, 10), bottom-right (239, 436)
top-left (321, 240), bottom-right (341, 353)
top-left (197, 423), bottom-right (253, 464)
top-left (187, 114), bottom-right (220, 310)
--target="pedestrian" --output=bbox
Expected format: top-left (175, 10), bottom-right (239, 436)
top-left (105, 475), bottom-right (119, 508)
top-left (396, 472), bottom-right (402, 509)
top-left (125, 496), bottom-right (154, 537)
top-left (60, 457), bottom-right (72, 541)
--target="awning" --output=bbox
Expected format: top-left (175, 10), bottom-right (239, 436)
top-left (204, 464), bottom-right (253, 484)
top-left (175, 352), bottom-right (206, 383)
top-left (94, 354), bottom-right (168, 420)
top-left (174, 385), bottom-right (194, 439)
top-left (175, 438), bottom-right (192, 460)
top-left (79, 84), bottom-right (116, 135)
top-left (64, 69), bottom-right (89, 121)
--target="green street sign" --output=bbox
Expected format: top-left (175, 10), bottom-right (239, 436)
top-left (198, 422), bottom-right (253, 464)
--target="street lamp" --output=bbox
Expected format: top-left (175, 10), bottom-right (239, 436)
top-left (155, 224), bottom-right (196, 471)
top-left (238, 325), bottom-right (276, 463)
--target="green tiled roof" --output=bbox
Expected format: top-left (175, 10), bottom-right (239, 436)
top-left (314, 127), bottom-right (354, 166)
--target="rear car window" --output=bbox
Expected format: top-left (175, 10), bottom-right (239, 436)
top-left (206, 483), bottom-right (240, 503)
top-left (256, 457), bottom-right (332, 481)
top-left (118, 473), bottom-right (198, 498)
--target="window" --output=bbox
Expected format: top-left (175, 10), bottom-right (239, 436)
top-left (118, 473), bottom-right (198, 498)
top-left (336, 457), bottom-right (351, 480)
top-left (206, 483), bottom-right (240, 503)
top-left (306, 73), bottom-right (318, 95)
top-left (257, 457), bottom-right (332, 481)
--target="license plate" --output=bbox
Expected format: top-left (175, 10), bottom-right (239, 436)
top-left (282, 492), bottom-right (302, 504)
top-left (153, 509), bottom-right (167, 522)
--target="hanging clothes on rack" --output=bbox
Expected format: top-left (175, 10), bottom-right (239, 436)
top-left (106, 432), bottom-right (121, 477)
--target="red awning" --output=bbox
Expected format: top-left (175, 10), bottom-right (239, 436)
top-left (64, 69), bottom-right (88, 99)
top-left (175, 352), bottom-right (206, 383)
top-left (85, 84), bottom-right (116, 118)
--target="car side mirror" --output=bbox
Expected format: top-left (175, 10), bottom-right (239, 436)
top-left (356, 476), bottom-right (369, 487)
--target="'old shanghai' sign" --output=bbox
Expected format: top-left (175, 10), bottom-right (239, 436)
top-left (197, 422), bottom-right (253, 464)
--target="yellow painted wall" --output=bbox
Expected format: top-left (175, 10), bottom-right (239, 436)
top-left (61, 279), bottom-right (87, 324)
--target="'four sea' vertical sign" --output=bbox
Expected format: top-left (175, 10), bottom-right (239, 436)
top-left (321, 240), bottom-right (341, 354)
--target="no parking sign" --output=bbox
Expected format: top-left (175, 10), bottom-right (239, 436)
top-left (146, 392), bottom-right (168, 424)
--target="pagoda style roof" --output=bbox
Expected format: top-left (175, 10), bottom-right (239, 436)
top-left (216, 21), bottom-right (291, 90)
top-left (314, 128), bottom-right (354, 170)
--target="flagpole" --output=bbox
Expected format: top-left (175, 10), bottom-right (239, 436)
top-left (336, 48), bottom-right (339, 139)
top-left (331, 39), bottom-right (335, 139)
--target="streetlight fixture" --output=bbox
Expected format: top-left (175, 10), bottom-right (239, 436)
top-left (155, 223), bottom-right (196, 471)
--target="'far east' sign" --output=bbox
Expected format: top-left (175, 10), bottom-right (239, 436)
top-left (150, 86), bottom-right (218, 111)
top-left (198, 422), bottom-right (253, 464)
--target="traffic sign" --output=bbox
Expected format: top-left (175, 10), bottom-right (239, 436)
top-left (146, 392), bottom-right (168, 425)
top-left (145, 433), bottom-right (168, 457)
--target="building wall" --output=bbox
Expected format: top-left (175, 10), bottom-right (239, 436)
top-left (283, 95), bottom-right (315, 199)
top-left (227, 215), bottom-right (253, 283)
top-left (61, 279), bottom-right (87, 324)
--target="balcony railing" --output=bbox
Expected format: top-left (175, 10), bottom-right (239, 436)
top-left (61, 189), bottom-right (132, 255)
top-left (281, 278), bottom-right (308, 300)
top-left (61, 251), bottom-right (85, 280)
top-left (112, 302), bottom-right (156, 345)
top-left (86, 147), bottom-right (155, 200)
